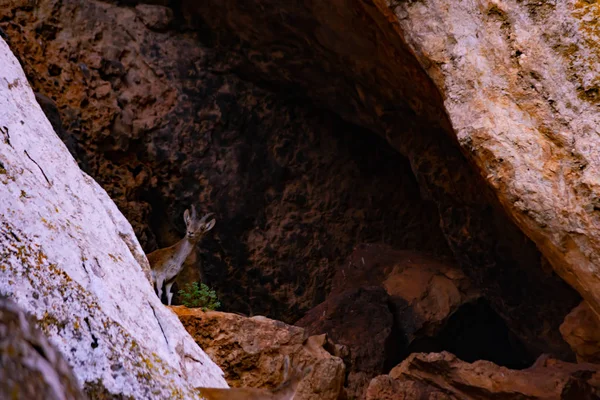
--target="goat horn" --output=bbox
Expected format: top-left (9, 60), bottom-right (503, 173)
top-left (200, 212), bottom-right (214, 222)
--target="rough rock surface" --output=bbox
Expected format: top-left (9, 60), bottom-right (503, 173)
top-left (0, 37), bottom-right (226, 398)
top-left (366, 352), bottom-right (600, 400)
top-left (393, 0), bottom-right (600, 321)
top-left (173, 306), bottom-right (345, 400)
top-left (298, 244), bottom-right (542, 397)
top-left (0, 296), bottom-right (86, 400)
top-left (561, 301), bottom-right (600, 364)
top-left (0, 0), bottom-right (448, 322)
top-left (169, 0), bottom-right (582, 357)
top-left (329, 244), bottom-right (478, 342)
top-left (1, 0), bottom-right (588, 359)
top-left (297, 286), bottom-right (393, 400)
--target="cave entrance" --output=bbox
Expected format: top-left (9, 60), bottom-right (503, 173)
top-left (399, 298), bottom-right (535, 370)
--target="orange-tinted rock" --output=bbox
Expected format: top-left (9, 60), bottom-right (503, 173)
top-left (331, 244), bottom-right (478, 341)
top-left (367, 377), bottom-right (451, 400)
top-left (561, 301), bottom-right (600, 364)
top-left (366, 352), bottom-right (600, 400)
top-left (298, 246), bottom-right (483, 399)
top-left (172, 306), bottom-right (345, 400)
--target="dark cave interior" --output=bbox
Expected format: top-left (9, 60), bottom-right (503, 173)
top-left (400, 299), bottom-right (535, 370)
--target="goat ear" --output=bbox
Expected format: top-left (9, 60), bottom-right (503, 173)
top-left (184, 209), bottom-right (191, 226)
top-left (204, 218), bottom-right (216, 231)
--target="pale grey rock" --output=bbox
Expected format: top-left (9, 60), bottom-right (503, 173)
top-left (0, 37), bottom-right (227, 398)
top-left (391, 0), bottom-right (600, 317)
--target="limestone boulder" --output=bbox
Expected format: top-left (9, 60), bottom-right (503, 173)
top-left (0, 37), bottom-right (226, 398)
top-left (366, 352), bottom-right (600, 400)
top-left (561, 301), bottom-right (600, 364)
top-left (330, 244), bottom-right (478, 341)
top-left (392, 0), bottom-right (600, 326)
top-left (297, 245), bottom-right (480, 399)
top-left (173, 306), bottom-right (345, 400)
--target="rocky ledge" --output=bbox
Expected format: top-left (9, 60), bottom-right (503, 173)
top-left (367, 352), bottom-right (600, 400)
top-left (173, 306), bottom-right (345, 400)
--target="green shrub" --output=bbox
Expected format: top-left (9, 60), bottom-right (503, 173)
top-left (178, 282), bottom-right (221, 310)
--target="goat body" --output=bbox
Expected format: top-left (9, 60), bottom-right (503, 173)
top-left (147, 205), bottom-right (215, 305)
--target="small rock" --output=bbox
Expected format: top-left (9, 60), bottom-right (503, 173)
top-left (560, 301), bottom-right (600, 363)
top-left (95, 82), bottom-right (112, 99)
top-left (135, 5), bottom-right (173, 31)
top-left (298, 245), bottom-right (479, 399)
top-left (330, 244), bottom-right (478, 340)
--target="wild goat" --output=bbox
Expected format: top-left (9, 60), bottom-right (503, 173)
top-left (147, 205), bottom-right (215, 305)
top-left (197, 356), bottom-right (312, 400)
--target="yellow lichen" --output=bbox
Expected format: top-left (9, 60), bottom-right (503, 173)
top-left (142, 356), bottom-right (154, 370)
top-left (40, 217), bottom-right (57, 230)
top-left (37, 311), bottom-right (66, 333)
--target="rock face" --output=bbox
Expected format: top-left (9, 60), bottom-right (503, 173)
top-left (173, 306), bottom-right (345, 400)
top-left (393, 0), bottom-right (600, 321)
top-left (0, 297), bottom-right (86, 400)
top-left (1, 0), bottom-right (592, 363)
top-left (0, 37), bottom-right (226, 398)
top-left (366, 352), bottom-right (600, 400)
top-left (561, 301), bottom-right (600, 364)
top-left (329, 244), bottom-right (478, 342)
top-left (170, 0), bottom-right (583, 358)
top-left (297, 246), bottom-right (479, 399)
top-left (0, 0), bottom-right (448, 323)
